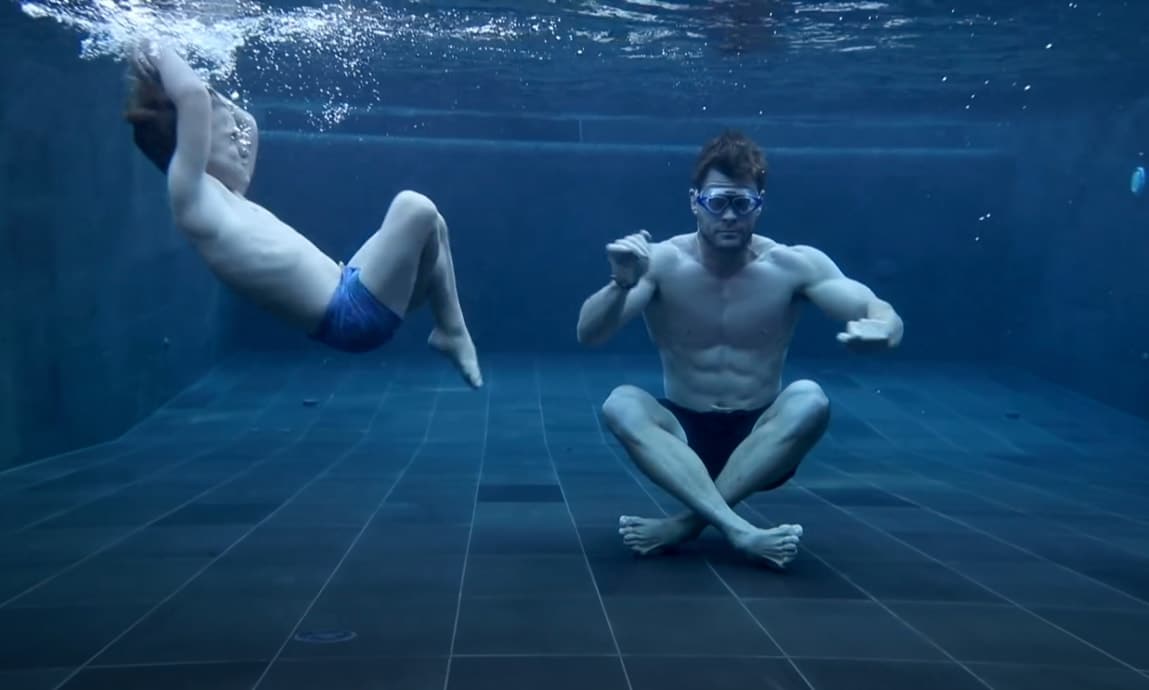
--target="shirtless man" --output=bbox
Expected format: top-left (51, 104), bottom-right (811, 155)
top-left (577, 130), bottom-right (903, 567)
top-left (124, 41), bottom-right (481, 387)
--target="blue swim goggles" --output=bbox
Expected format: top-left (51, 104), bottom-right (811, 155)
top-left (695, 189), bottom-right (764, 216)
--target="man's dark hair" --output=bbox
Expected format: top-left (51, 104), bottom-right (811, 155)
top-left (691, 129), bottom-right (768, 191)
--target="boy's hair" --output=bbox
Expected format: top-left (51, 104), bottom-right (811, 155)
top-left (123, 70), bottom-right (176, 172)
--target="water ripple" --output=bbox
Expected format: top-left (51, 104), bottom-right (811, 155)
top-left (13, 0), bottom-right (1149, 122)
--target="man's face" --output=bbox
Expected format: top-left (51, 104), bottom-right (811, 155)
top-left (691, 168), bottom-right (763, 252)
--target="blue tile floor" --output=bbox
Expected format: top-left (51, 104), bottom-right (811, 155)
top-left (2, 353), bottom-right (1149, 690)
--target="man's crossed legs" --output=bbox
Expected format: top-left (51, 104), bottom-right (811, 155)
top-left (601, 380), bottom-right (829, 567)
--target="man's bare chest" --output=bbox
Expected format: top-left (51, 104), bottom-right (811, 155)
top-left (647, 262), bottom-right (799, 344)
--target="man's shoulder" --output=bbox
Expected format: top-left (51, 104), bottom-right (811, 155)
top-left (759, 240), bottom-right (828, 268)
top-left (759, 242), bottom-right (842, 290)
top-left (655, 233), bottom-right (694, 251)
top-left (648, 233), bottom-right (693, 267)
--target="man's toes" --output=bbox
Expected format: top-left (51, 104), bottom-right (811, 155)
top-left (626, 537), bottom-right (653, 551)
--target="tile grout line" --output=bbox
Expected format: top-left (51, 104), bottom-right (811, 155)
top-left (745, 491), bottom-right (1000, 690)
top-left (827, 437), bottom-right (1149, 559)
top-left (440, 361), bottom-right (492, 690)
top-left (0, 362), bottom-right (313, 535)
top-left (0, 438), bottom-right (125, 479)
top-left (249, 364), bottom-right (451, 689)
top-left (584, 360), bottom-right (1022, 689)
top-left (0, 441), bottom-right (155, 500)
top-left (0, 358), bottom-right (245, 483)
top-left (539, 357), bottom-right (634, 690)
top-left (814, 438), bottom-right (1149, 610)
top-left (0, 363), bottom-right (323, 611)
top-left (806, 382), bottom-right (1149, 680)
top-left (0, 366), bottom-right (270, 507)
top-left (10, 355), bottom-right (1148, 684)
top-left (582, 387), bottom-right (822, 690)
top-left (4, 432), bottom-right (262, 537)
top-left (943, 366), bottom-right (1149, 455)
top-left (443, 651), bottom-right (1139, 664)
top-left (920, 371), bottom-right (1149, 495)
top-left (779, 481), bottom-right (1149, 680)
top-left (47, 363), bottom-right (381, 689)
top-left (833, 378), bottom-right (1149, 528)
top-left (792, 363), bottom-right (1149, 571)
top-left (811, 364), bottom-right (1149, 517)
top-left (581, 359), bottom-right (822, 687)
top-left (82, 651), bottom-right (1149, 668)
top-left (813, 362), bottom-right (1149, 592)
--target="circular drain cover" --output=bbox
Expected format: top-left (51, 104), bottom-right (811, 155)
top-left (294, 630), bottom-right (357, 644)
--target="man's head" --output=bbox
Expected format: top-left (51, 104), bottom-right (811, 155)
top-left (124, 68), bottom-right (258, 195)
top-left (689, 130), bottom-right (767, 252)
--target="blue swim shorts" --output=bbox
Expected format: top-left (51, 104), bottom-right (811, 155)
top-left (310, 264), bottom-right (402, 353)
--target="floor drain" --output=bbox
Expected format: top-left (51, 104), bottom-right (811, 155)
top-left (294, 630), bottom-right (357, 644)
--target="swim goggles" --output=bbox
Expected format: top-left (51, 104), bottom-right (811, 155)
top-left (695, 189), bottom-right (764, 216)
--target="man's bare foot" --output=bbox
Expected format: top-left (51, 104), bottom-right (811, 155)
top-left (428, 327), bottom-right (482, 388)
top-left (618, 515), bottom-right (705, 556)
top-left (728, 523), bottom-right (803, 568)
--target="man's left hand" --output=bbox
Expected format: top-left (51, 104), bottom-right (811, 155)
top-left (836, 318), bottom-right (896, 352)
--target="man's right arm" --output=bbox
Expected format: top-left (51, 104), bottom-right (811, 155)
top-left (575, 274), bottom-right (656, 346)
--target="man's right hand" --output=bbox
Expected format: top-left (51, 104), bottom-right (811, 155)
top-left (606, 230), bottom-right (652, 289)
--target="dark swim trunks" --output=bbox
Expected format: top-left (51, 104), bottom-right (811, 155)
top-left (659, 398), bottom-right (796, 490)
top-left (310, 265), bottom-right (402, 353)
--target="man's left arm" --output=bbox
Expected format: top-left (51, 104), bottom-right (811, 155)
top-left (791, 245), bottom-right (904, 348)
